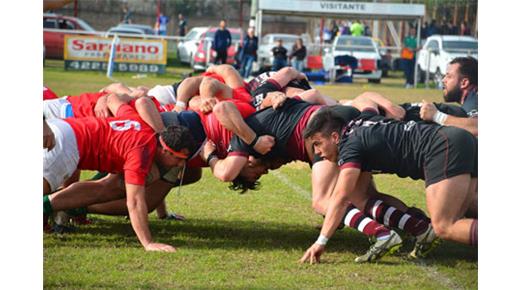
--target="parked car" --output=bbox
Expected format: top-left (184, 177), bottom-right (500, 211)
top-left (106, 23), bottom-right (155, 36)
top-left (43, 13), bottom-right (96, 59)
top-left (191, 27), bottom-right (243, 71)
top-left (328, 35), bottom-right (382, 83)
top-left (177, 27), bottom-right (208, 64)
top-left (416, 35), bottom-right (478, 88)
top-left (257, 33), bottom-right (311, 69)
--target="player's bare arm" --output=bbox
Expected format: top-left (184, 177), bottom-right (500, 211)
top-left (420, 100), bottom-right (478, 136)
top-left (300, 167), bottom-right (360, 264)
top-left (125, 183), bottom-right (176, 252)
top-left (202, 140), bottom-right (249, 182)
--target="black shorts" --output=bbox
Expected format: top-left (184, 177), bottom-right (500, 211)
top-left (423, 126), bottom-right (478, 187)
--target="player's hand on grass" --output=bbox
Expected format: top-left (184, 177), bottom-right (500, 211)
top-left (420, 100), bottom-right (438, 122)
top-left (200, 97), bottom-right (217, 113)
top-left (253, 135), bottom-right (275, 155)
top-left (145, 242), bottom-right (177, 252)
top-left (299, 243), bottom-right (325, 265)
top-left (43, 120), bottom-right (55, 150)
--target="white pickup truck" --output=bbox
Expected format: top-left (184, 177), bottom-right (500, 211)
top-left (416, 35), bottom-right (478, 88)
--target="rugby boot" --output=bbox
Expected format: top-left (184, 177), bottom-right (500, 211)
top-left (409, 224), bottom-right (442, 259)
top-left (355, 230), bottom-right (402, 263)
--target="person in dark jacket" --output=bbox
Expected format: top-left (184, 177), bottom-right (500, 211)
top-left (271, 39), bottom-right (288, 71)
top-left (212, 20), bottom-right (232, 65)
top-left (289, 38), bottom-right (307, 72)
top-left (239, 27), bottom-right (258, 78)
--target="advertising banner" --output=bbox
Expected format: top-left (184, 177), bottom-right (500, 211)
top-left (64, 35), bottom-right (167, 74)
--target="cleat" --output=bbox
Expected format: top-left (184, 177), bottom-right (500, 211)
top-left (409, 224), bottom-right (442, 259)
top-left (355, 230), bottom-right (402, 263)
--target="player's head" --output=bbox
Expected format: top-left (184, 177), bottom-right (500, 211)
top-left (229, 156), bottom-right (268, 193)
top-left (443, 57), bottom-right (478, 103)
top-left (156, 125), bottom-right (196, 168)
top-left (303, 107), bottom-right (344, 162)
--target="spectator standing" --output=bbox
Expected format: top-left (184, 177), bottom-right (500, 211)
top-left (289, 38), bottom-right (307, 72)
top-left (271, 39), bottom-right (288, 71)
top-left (363, 20), bottom-right (371, 36)
top-left (428, 20), bottom-right (439, 36)
top-left (421, 21), bottom-right (429, 39)
top-left (330, 20), bottom-right (339, 43)
top-left (212, 20), bottom-right (232, 65)
top-left (323, 27), bottom-right (332, 44)
top-left (401, 27), bottom-right (418, 88)
top-left (340, 20), bottom-right (350, 35)
top-left (121, 3), bottom-right (132, 24)
top-left (155, 13), bottom-right (169, 36)
top-left (239, 27), bottom-right (258, 78)
top-left (350, 20), bottom-right (364, 36)
top-left (178, 14), bottom-right (187, 37)
top-left (460, 21), bottom-right (471, 36)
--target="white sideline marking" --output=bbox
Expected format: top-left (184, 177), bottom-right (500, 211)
top-left (272, 170), bottom-right (460, 289)
top-left (271, 171), bottom-right (311, 200)
top-left (416, 260), bottom-right (462, 290)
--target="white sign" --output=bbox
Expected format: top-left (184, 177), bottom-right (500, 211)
top-left (64, 35), bottom-right (167, 64)
top-left (259, 0), bottom-right (425, 17)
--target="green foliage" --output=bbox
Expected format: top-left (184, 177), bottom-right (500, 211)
top-left (44, 66), bottom-right (477, 289)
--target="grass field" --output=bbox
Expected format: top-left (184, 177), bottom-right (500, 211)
top-left (44, 61), bottom-right (477, 289)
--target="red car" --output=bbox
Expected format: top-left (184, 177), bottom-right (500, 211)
top-left (43, 13), bottom-right (96, 59)
top-left (191, 27), bottom-right (243, 71)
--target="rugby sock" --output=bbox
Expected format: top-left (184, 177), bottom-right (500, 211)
top-left (364, 198), bottom-right (428, 237)
top-left (343, 204), bottom-right (391, 240)
top-left (470, 220), bottom-right (478, 246)
top-left (406, 206), bottom-right (431, 223)
top-left (43, 195), bottom-right (53, 215)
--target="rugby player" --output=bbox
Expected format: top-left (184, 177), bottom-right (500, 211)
top-left (300, 104), bottom-right (477, 264)
top-left (420, 57), bottom-right (478, 136)
top-left (43, 96), bottom-right (197, 252)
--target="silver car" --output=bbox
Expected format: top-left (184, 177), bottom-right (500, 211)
top-left (177, 27), bottom-right (208, 65)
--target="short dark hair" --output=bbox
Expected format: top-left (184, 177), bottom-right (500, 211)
top-left (229, 176), bottom-right (260, 194)
top-left (160, 125), bottom-right (196, 155)
top-left (450, 57), bottom-right (478, 86)
top-left (303, 107), bottom-right (345, 139)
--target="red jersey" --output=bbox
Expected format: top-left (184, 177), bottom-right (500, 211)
top-left (43, 86), bottom-right (59, 100)
top-left (64, 104), bottom-right (157, 185)
top-left (196, 99), bottom-right (255, 163)
top-left (66, 91), bottom-right (109, 118)
top-left (232, 87), bottom-right (253, 104)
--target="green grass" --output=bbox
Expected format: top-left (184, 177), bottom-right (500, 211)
top-left (44, 63), bottom-right (477, 289)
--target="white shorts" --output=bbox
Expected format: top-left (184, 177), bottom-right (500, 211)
top-left (43, 119), bottom-right (80, 192)
top-left (43, 97), bottom-right (73, 120)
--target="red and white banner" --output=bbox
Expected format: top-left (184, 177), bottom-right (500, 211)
top-left (64, 35), bottom-right (167, 65)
